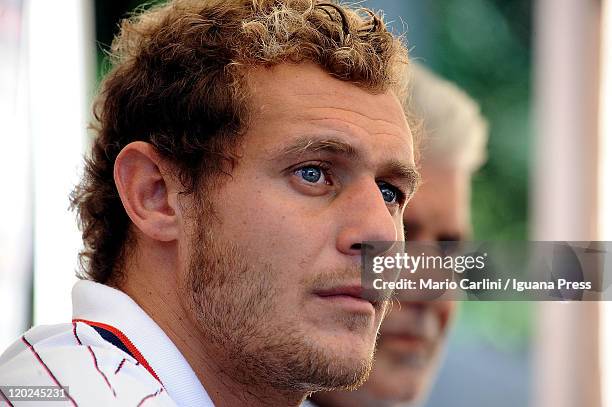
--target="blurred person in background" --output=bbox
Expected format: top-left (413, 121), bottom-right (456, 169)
top-left (0, 1), bottom-right (420, 406)
top-left (309, 63), bottom-right (488, 407)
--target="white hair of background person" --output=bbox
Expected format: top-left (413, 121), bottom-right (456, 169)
top-left (409, 62), bottom-right (489, 172)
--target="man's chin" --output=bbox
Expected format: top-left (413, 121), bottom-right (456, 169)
top-left (308, 354), bottom-right (373, 392)
top-left (295, 332), bottom-right (376, 391)
top-left (311, 323), bottom-right (378, 359)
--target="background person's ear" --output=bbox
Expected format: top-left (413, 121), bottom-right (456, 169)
top-left (114, 141), bottom-right (180, 242)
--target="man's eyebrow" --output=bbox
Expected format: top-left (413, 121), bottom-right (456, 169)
top-left (382, 161), bottom-right (421, 197)
top-left (273, 135), bottom-right (420, 193)
top-left (273, 136), bottom-right (361, 160)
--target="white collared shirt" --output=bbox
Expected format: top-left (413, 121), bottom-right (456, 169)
top-left (0, 280), bottom-right (215, 407)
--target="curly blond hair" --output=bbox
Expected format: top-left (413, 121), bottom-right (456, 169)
top-left (71, 0), bottom-right (411, 283)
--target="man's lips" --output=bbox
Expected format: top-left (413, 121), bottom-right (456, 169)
top-left (313, 284), bottom-right (376, 313)
top-left (315, 284), bottom-right (364, 298)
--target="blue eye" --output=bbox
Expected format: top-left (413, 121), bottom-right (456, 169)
top-left (297, 166), bottom-right (323, 183)
top-left (378, 182), bottom-right (400, 204)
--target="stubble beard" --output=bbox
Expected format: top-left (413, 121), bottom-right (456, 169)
top-left (181, 207), bottom-right (383, 394)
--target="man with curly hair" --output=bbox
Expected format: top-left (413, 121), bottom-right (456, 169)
top-left (0, 1), bottom-right (418, 406)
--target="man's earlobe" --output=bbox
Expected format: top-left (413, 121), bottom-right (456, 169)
top-left (114, 141), bottom-right (180, 242)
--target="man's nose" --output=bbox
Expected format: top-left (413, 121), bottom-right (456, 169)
top-left (335, 178), bottom-right (399, 257)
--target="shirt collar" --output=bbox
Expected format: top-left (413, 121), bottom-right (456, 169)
top-left (72, 279), bottom-right (214, 407)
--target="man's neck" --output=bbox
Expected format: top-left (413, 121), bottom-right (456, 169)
top-left (118, 269), bottom-right (306, 407)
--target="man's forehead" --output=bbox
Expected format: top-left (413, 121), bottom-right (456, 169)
top-left (246, 63), bottom-right (410, 133)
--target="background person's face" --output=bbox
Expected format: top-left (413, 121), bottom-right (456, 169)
top-left (360, 165), bottom-right (468, 402)
top-left (179, 63), bottom-right (416, 392)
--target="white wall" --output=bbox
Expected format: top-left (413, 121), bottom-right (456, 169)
top-left (27, 0), bottom-right (94, 325)
top-left (532, 1), bottom-right (603, 406)
top-left (0, 0), bottom-right (31, 351)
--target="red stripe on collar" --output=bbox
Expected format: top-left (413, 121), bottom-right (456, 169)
top-left (73, 318), bottom-right (163, 386)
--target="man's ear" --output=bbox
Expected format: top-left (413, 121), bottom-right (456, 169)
top-left (114, 141), bottom-right (180, 242)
